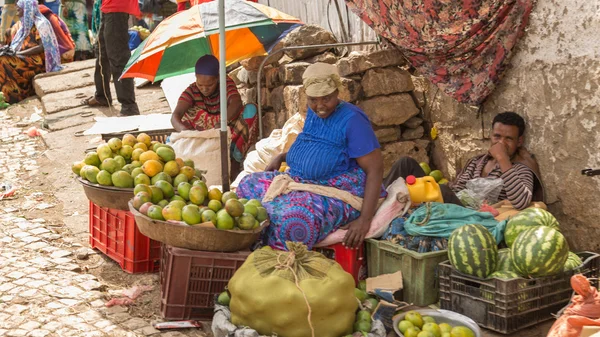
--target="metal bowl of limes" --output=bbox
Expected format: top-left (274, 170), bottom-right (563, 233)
top-left (393, 309), bottom-right (481, 337)
top-left (128, 201), bottom-right (269, 252)
top-left (77, 177), bottom-right (133, 210)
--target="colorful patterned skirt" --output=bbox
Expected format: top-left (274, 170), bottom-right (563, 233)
top-left (236, 168), bottom-right (387, 250)
top-left (0, 54), bottom-right (45, 104)
top-left (60, 0), bottom-right (93, 60)
top-left (181, 103), bottom-right (258, 163)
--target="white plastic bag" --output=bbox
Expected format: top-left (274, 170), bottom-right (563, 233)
top-left (168, 129), bottom-right (230, 187)
top-left (456, 177), bottom-right (503, 209)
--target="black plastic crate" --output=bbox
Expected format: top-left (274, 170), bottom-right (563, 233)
top-left (438, 252), bottom-right (600, 334)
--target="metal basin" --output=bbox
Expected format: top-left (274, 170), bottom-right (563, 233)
top-left (393, 309), bottom-right (482, 337)
top-left (77, 177), bottom-right (133, 210)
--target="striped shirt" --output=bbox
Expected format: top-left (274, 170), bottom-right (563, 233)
top-left (178, 76), bottom-right (239, 115)
top-left (451, 154), bottom-right (534, 210)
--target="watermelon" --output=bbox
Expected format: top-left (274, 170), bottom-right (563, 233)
top-left (505, 208), bottom-right (560, 247)
top-left (489, 270), bottom-right (521, 280)
top-left (564, 252), bottom-right (583, 271)
top-left (448, 224), bottom-right (498, 279)
top-left (496, 248), bottom-right (518, 273)
top-left (511, 226), bottom-right (569, 278)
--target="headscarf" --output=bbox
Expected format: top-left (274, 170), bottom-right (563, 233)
top-left (38, 5), bottom-right (75, 56)
top-left (195, 55), bottom-right (219, 76)
top-left (10, 0), bottom-right (63, 72)
top-left (302, 62), bottom-right (342, 97)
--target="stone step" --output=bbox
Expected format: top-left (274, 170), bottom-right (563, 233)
top-left (45, 107), bottom-right (106, 131)
top-left (34, 59), bottom-right (96, 80)
top-left (34, 68), bottom-right (95, 98)
top-left (41, 85), bottom-right (96, 114)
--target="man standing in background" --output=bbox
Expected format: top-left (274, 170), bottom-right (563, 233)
top-left (84, 0), bottom-right (141, 116)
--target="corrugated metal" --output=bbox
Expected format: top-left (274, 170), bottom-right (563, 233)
top-left (258, 0), bottom-right (379, 49)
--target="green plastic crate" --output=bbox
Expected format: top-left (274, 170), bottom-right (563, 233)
top-left (366, 239), bottom-right (448, 306)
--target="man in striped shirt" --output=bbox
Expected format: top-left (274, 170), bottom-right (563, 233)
top-left (384, 112), bottom-right (543, 210)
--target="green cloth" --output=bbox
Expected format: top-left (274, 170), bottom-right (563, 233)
top-left (404, 202), bottom-right (507, 244)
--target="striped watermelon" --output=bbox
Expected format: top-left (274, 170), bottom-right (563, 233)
top-left (564, 252), bottom-right (583, 271)
top-left (448, 224), bottom-right (498, 279)
top-left (496, 248), bottom-right (518, 273)
top-left (489, 270), bottom-right (521, 280)
top-left (511, 226), bottom-right (569, 278)
top-left (505, 208), bottom-right (560, 247)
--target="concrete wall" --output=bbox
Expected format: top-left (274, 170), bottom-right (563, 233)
top-left (428, 0), bottom-right (600, 251)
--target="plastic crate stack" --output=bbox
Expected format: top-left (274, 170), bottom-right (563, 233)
top-left (438, 252), bottom-right (600, 334)
top-left (88, 201), bottom-right (161, 273)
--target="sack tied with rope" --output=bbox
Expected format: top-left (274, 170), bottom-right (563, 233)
top-left (228, 242), bottom-right (358, 337)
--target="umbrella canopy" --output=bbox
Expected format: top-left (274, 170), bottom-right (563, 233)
top-left (122, 0), bottom-right (302, 82)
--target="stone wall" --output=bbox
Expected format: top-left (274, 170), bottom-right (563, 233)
top-left (233, 25), bottom-right (430, 176)
top-left (422, 0), bottom-right (600, 251)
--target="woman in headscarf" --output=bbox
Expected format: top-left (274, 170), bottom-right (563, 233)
top-left (0, 0), bottom-right (63, 104)
top-left (236, 63), bottom-right (386, 250)
top-left (12, 1), bottom-right (76, 62)
top-left (60, 0), bottom-right (92, 60)
top-left (171, 55), bottom-right (258, 178)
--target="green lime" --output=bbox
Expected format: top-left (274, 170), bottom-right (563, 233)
top-left (419, 162), bottom-right (431, 175)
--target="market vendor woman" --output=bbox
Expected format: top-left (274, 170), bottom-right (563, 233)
top-left (171, 55), bottom-right (258, 178)
top-left (236, 63), bottom-right (386, 250)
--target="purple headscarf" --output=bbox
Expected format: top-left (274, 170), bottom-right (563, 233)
top-left (195, 55), bottom-right (219, 76)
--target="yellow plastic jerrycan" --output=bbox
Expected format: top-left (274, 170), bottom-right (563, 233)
top-left (405, 175), bottom-right (444, 204)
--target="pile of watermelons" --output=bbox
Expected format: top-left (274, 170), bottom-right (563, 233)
top-left (448, 208), bottom-right (582, 280)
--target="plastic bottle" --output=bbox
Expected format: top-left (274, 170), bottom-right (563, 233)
top-left (405, 175), bottom-right (444, 204)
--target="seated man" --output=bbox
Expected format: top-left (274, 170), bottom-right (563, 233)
top-left (384, 111), bottom-right (544, 210)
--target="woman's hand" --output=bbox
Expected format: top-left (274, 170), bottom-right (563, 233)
top-left (265, 153), bottom-right (286, 171)
top-left (341, 216), bottom-right (370, 249)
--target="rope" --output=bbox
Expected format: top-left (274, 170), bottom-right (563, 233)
top-left (415, 202), bottom-right (433, 226)
top-left (275, 252), bottom-right (315, 337)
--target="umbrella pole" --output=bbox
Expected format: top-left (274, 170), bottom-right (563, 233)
top-left (218, 0), bottom-right (230, 192)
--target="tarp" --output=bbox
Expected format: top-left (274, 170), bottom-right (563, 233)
top-left (345, 0), bottom-right (535, 105)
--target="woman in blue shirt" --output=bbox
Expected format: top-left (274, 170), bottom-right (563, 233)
top-left (236, 63), bottom-right (386, 250)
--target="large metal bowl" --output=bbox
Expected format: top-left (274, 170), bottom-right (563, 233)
top-left (128, 201), bottom-right (268, 252)
top-left (77, 177), bottom-right (133, 210)
top-left (393, 309), bottom-right (482, 337)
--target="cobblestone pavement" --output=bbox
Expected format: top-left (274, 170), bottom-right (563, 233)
top-left (0, 109), bottom-right (209, 337)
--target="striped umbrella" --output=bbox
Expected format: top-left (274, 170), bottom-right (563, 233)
top-left (121, 0), bottom-right (302, 82)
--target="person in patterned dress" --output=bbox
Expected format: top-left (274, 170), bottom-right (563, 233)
top-left (171, 55), bottom-right (259, 179)
top-left (60, 0), bottom-right (93, 60)
top-left (0, 0), bottom-right (62, 104)
top-left (236, 63), bottom-right (386, 250)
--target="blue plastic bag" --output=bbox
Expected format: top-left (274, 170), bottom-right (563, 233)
top-left (404, 203), bottom-right (506, 244)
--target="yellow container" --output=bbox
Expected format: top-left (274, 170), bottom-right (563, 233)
top-left (406, 175), bottom-right (443, 204)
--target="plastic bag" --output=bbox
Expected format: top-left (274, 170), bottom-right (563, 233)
top-left (404, 203), bottom-right (507, 243)
top-left (547, 274), bottom-right (600, 337)
top-left (212, 303), bottom-right (387, 337)
top-left (169, 129), bottom-right (229, 187)
top-left (232, 113), bottom-right (305, 188)
top-left (456, 177), bottom-right (503, 209)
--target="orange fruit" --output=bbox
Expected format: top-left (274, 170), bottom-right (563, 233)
top-left (133, 143), bottom-right (148, 152)
top-left (122, 133), bottom-right (137, 147)
top-left (137, 133), bottom-right (152, 147)
top-left (139, 151), bottom-right (160, 163)
top-left (142, 160), bottom-right (163, 177)
top-left (180, 166), bottom-right (195, 180)
top-left (175, 158), bottom-right (185, 168)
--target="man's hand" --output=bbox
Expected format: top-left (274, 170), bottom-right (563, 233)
top-left (265, 154), bottom-right (284, 172)
top-left (489, 142), bottom-right (510, 162)
top-left (341, 216), bottom-right (370, 249)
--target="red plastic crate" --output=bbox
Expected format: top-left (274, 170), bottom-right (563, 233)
top-left (160, 244), bottom-right (250, 320)
top-left (315, 243), bottom-right (366, 284)
top-left (88, 201), bottom-right (161, 273)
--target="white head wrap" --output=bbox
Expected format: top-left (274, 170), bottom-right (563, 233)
top-left (302, 63), bottom-right (342, 97)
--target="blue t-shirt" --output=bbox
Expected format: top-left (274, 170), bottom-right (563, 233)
top-left (286, 101), bottom-right (380, 181)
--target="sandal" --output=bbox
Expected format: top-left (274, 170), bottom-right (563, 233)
top-left (81, 96), bottom-right (109, 107)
